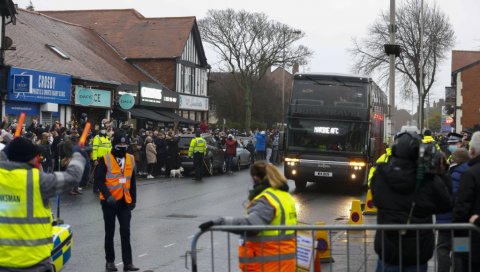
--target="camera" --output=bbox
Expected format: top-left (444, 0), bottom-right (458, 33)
top-left (418, 142), bottom-right (438, 175)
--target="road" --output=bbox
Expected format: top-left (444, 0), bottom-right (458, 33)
top-left (53, 165), bottom-right (366, 272)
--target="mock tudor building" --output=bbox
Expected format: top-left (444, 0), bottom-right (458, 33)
top-left (42, 9), bottom-right (210, 123)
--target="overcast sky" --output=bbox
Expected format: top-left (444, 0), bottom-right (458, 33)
top-left (13, 0), bottom-right (480, 112)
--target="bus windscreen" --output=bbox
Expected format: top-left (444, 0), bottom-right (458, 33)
top-left (292, 79), bottom-right (368, 108)
top-left (287, 119), bottom-right (368, 153)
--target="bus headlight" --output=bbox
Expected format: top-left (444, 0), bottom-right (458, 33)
top-left (351, 173), bottom-right (356, 179)
top-left (292, 169), bottom-right (297, 175)
top-left (349, 161), bottom-right (365, 170)
top-left (285, 158), bottom-right (300, 166)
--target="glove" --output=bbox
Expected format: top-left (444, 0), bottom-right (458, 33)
top-left (106, 196), bottom-right (117, 207)
top-left (129, 203), bottom-right (136, 211)
top-left (72, 145), bottom-right (89, 160)
top-left (198, 217), bottom-right (225, 231)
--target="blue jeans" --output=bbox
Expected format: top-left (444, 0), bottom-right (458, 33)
top-left (226, 155), bottom-right (234, 172)
top-left (376, 260), bottom-right (427, 272)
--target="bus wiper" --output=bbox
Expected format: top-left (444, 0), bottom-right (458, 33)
top-left (304, 75), bottom-right (332, 86)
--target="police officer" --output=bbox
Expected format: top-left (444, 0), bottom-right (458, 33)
top-left (422, 129), bottom-right (441, 150)
top-left (188, 130), bottom-right (207, 181)
top-left (95, 131), bottom-right (139, 271)
top-left (367, 144), bottom-right (392, 187)
top-left (92, 124), bottom-right (112, 193)
top-left (0, 137), bottom-right (87, 271)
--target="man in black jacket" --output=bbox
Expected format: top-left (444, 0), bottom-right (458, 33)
top-left (453, 131), bottom-right (480, 271)
top-left (371, 131), bottom-right (451, 271)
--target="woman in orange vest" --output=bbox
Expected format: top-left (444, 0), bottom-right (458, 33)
top-left (95, 130), bottom-right (139, 272)
top-left (199, 161), bottom-right (297, 271)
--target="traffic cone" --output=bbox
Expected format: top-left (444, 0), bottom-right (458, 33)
top-left (314, 221), bottom-right (334, 267)
top-left (363, 189), bottom-right (377, 215)
top-left (349, 199), bottom-right (363, 225)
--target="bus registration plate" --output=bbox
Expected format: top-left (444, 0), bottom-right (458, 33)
top-left (315, 171), bottom-right (333, 177)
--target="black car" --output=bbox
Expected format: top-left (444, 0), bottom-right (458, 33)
top-left (178, 133), bottom-right (227, 175)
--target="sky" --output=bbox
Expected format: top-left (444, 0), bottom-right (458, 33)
top-left (12, 0), bottom-right (480, 113)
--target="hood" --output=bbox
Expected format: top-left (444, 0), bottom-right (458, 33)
top-left (377, 157), bottom-right (417, 194)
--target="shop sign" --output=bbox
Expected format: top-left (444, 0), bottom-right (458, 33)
top-left (119, 93), bottom-right (135, 110)
top-left (5, 101), bottom-right (40, 115)
top-left (74, 87), bottom-right (111, 108)
top-left (139, 81), bottom-right (179, 109)
top-left (179, 94), bottom-right (209, 111)
top-left (8, 67), bottom-right (71, 104)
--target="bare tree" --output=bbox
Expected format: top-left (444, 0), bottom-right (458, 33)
top-left (26, 0), bottom-right (35, 11)
top-left (199, 9), bottom-right (312, 130)
top-left (351, 0), bottom-right (454, 130)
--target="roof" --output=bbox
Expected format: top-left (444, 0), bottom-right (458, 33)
top-left (294, 73), bottom-right (372, 82)
top-left (41, 9), bottom-right (206, 62)
top-left (451, 50), bottom-right (480, 72)
top-left (5, 9), bottom-right (150, 85)
top-left (452, 59), bottom-right (480, 74)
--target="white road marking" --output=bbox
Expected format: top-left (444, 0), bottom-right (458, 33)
top-left (164, 243), bottom-right (175, 248)
top-left (187, 235), bottom-right (194, 239)
top-left (138, 253), bottom-right (148, 258)
top-left (116, 262), bottom-right (123, 266)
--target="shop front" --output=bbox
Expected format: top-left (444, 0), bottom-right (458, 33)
top-left (73, 86), bottom-right (112, 127)
top-left (178, 94), bottom-right (209, 123)
top-left (5, 67), bottom-right (71, 126)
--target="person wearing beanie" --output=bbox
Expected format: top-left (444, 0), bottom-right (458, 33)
top-left (422, 128), bottom-right (441, 150)
top-left (0, 137), bottom-right (87, 271)
top-left (94, 130), bottom-right (139, 271)
top-left (371, 131), bottom-right (451, 270)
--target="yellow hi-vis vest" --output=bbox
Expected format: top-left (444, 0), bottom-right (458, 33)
top-left (92, 135), bottom-right (112, 160)
top-left (368, 147), bottom-right (392, 187)
top-left (0, 164), bottom-right (53, 268)
top-left (188, 137), bottom-right (207, 157)
top-left (239, 187), bottom-right (297, 272)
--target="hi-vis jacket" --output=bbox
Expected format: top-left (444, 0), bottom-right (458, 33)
top-left (188, 137), bottom-right (207, 157)
top-left (239, 187), bottom-right (297, 272)
top-left (92, 135), bottom-right (112, 160)
top-left (99, 153), bottom-right (135, 204)
top-left (0, 153), bottom-right (85, 270)
top-left (422, 136), bottom-right (441, 151)
top-left (368, 147), bottom-right (392, 187)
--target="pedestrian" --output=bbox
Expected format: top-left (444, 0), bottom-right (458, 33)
top-left (92, 125), bottom-right (112, 193)
top-left (154, 131), bottom-right (167, 176)
top-left (436, 148), bottom-right (470, 272)
top-left (255, 131), bottom-right (266, 160)
top-left (225, 134), bottom-right (236, 174)
top-left (265, 132), bottom-right (273, 163)
top-left (0, 137), bottom-right (87, 271)
top-left (145, 136), bottom-right (157, 179)
top-left (199, 161), bottom-right (297, 271)
top-left (165, 132), bottom-right (180, 177)
top-left (95, 130), bottom-right (139, 271)
top-left (453, 131), bottom-right (480, 271)
top-left (272, 131), bottom-right (280, 164)
top-left (245, 139), bottom-right (255, 164)
top-left (371, 131), bottom-right (451, 272)
top-left (188, 130), bottom-right (206, 181)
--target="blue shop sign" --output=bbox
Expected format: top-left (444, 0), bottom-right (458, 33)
top-left (8, 67), bottom-right (71, 105)
top-left (5, 101), bottom-right (40, 115)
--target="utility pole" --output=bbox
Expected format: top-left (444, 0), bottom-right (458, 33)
top-left (418, 0), bottom-right (425, 132)
top-left (384, 0), bottom-right (399, 141)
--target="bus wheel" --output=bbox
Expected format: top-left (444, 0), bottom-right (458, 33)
top-left (295, 179), bottom-right (307, 191)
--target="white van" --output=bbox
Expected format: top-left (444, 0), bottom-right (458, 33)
top-left (400, 125), bottom-right (420, 134)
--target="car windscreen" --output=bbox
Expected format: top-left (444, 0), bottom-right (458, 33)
top-left (292, 78), bottom-right (368, 108)
top-left (287, 119), bottom-right (368, 153)
top-left (178, 137), bottom-right (193, 148)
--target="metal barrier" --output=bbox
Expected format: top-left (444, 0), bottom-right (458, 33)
top-left (187, 223), bottom-right (480, 272)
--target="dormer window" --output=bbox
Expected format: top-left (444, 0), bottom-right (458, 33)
top-left (46, 44), bottom-right (70, 60)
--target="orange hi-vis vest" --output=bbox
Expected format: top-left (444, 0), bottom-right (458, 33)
top-left (99, 153), bottom-right (135, 204)
top-left (238, 187), bottom-right (297, 272)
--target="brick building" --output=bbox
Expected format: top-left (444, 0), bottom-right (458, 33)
top-left (450, 50), bottom-right (480, 131)
top-left (43, 9), bottom-right (210, 122)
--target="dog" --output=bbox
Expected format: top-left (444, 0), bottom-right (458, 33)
top-left (170, 166), bottom-right (184, 178)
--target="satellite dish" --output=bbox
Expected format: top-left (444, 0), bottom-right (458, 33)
top-left (3, 36), bottom-right (13, 49)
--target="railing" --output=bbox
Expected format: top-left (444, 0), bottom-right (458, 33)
top-left (187, 223), bottom-right (480, 272)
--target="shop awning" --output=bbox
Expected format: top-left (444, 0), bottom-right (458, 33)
top-left (127, 108), bottom-right (171, 123)
top-left (155, 110), bottom-right (199, 125)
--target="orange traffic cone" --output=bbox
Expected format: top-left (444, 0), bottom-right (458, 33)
top-left (314, 221), bottom-right (334, 268)
top-left (349, 199), bottom-right (363, 225)
top-left (363, 189), bottom-right (377, 215)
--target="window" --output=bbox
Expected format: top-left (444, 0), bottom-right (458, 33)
top-left (46, 44), bottom-right (70, 60)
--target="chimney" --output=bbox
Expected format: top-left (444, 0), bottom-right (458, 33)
top-left (292, 63), bottom-right (299, 75)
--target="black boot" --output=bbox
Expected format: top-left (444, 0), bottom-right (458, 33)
top-left (105, 262), bottom-right (118, 271)
top-left (123, 264), bottom-right (140, 271)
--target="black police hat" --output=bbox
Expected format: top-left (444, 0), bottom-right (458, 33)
top-left (447, 132), bottom-right (463, 143)
top-left (111, 130), bottom-right (129, 146)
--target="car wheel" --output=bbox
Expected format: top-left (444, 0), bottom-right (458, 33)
top-left (236, 157), bottom-right (241, 171)
top-left (219, 160), bottom-right (227, 174)
top-left (204, 158), bottom-right (214, 176)
top-left (295, 179), bottom-right (307, 191)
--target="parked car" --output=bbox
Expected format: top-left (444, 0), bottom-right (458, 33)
top-left (178, 133), bottom-right (226, 175)
top-left (231, 140), bottom-right (252, 171)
